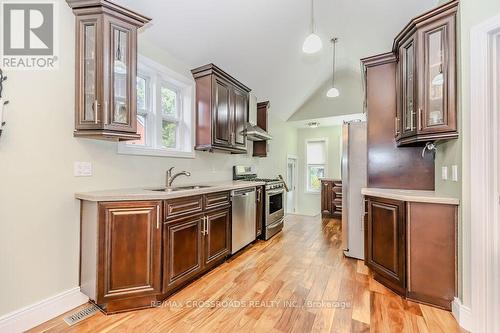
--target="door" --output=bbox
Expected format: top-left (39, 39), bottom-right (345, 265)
top-left (204, 208), bottom-right (231, 267)
top-left (286, 157), bottom-right (298, 214)
top-left (106, 18), bottom-right (137, 133)
top-left (232, 87), bottom-right (248, 149)
top-left (213, 77), bottom-right (232, 147)
top-left (163, 214), bottom-right (203, 291)
top-left (97, 201), bottom-right (162, 303)
top-left (366, 197), bottom-right (406, 293)
top-left (417, 15), bottom-right (457, 134)
top-left (400, 35), bottom-right (417, 138)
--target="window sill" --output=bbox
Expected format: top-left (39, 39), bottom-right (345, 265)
top-left (117, 144), bottom-right (195, 159)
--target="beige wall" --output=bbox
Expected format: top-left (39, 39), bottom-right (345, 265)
top-left (0, 4), bottom-right (297, 316)
top-left (295, 126), bottom-right (342, 216)
top-left (435, 0), bottom-right (500, 308)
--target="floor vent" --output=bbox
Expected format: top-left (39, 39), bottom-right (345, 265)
top-left (63, 304), bottom-right (99, 326)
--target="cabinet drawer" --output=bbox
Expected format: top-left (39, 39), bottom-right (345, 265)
top-left (203, 191), bottom-right (231, 210)
top-left (164, 196), bottom-right (203, 220)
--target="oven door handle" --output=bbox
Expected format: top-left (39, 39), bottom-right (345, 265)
top-left (266, 189), bottom-right (284, 196)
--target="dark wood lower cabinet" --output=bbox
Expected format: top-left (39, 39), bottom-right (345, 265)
top-left (204, 208), bottom-right (231, 267)
top-left (163, 214), bottom-right (204, 292)
top-left (80, 201), bottom-right (163, 313)
top-left (321, 179), bottom-right (342, 218)
top-left (366, 197), bottom-right (406, 294)
top-left (364, 195), bottom-right (457, 310)
top-left (80, 192), bottom-right (235, 314)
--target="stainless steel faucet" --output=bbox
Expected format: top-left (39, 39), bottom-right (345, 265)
top-left (166, 167), bottom-right (191, 188)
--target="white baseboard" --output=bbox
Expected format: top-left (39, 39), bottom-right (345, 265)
top-left (0, 287), bottom-right (89, 333)
top-left (452, 297), bottom-right (472, 332)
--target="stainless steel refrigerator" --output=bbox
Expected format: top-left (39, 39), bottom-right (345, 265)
top-left (341, 121), bottom-right (367, 260)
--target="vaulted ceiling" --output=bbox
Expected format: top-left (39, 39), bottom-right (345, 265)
top-left (116, 0), bottom-right (437, 120)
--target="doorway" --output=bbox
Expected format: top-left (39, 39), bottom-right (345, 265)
top-left (286, 155), bottom-right (298, 214)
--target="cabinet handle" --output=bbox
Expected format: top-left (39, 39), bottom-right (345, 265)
top-left (410, 110), bottom-right (416, 131)
top-left (395, 117), bottom-right (400, 136)
top-left (204, 217), bottom-right (208, 235)
top-left (418, 108), bottom-right (423, 130)
top-left (103, 101), bottom-right (108, 125)
top-left (156, 205), bottom-right (160, 230)
top-left (93, 100), bottom-right (99, 124)
top-left (201, 216), bottom-right (205, 235)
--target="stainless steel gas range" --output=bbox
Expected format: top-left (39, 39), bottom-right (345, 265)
top-left (233, 166), bottom-right (285, 240)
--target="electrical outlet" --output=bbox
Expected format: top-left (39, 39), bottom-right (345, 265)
top-left (74, 162), bottom-right (92, 177)
top-left (441, 166), bottom-right (448, 180)
top-left (451, 165), bottom-right (458, 181)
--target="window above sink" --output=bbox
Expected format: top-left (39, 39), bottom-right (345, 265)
top-left (118, 56), bottom-right (195, 158)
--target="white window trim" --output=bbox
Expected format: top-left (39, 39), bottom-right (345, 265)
top-left (118, 55), bottom-right (195, 159)
top-left (305, 138), bottom-right (328, 194)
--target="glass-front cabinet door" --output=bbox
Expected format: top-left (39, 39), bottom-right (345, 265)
top-left (400, 35), bottom-right (417, 136)
top-left (69, 0), bottom-right (149, 140)
top-left (107, 20), bottom-right (136, 133)
top-left (76, 17), bottom-right (102, 130)
top-left (418, 15), bottom-right (456, 134)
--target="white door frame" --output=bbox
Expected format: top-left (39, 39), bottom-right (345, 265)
top-left (469, 14), bottom-right (500, 333)
top-left (286, 155), bottom-right (298, 214)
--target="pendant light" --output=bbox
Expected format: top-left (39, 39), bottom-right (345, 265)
top-left (302, 0), bottom-right (322, 54)
top-left (326, 37), bottom-right (339, 98)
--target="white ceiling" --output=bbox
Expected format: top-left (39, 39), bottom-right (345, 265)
top-left (117, 0), bottom-right (437, 120)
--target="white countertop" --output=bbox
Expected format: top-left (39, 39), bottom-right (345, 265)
top-left (361, 188), bottom-right (460, 205)
top-left (75, 180), bottom-right (266, 202)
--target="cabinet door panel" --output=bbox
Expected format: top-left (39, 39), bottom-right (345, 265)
top-left (105, 17), bottom-right (137, 133)
top-left (98, 201), bottom-right (162, 303)
top-left (418, 14), bottom-right (456, 134)
top-left (321, 181), bottom-right (332, 216)
top-left (76, 15), bottom-right (103, 130)
top-left (400, 35), bottom-right (417, 137)
top-left (366, 198), bottom-right (405, 292)
top-left (204, 208), bottom-right (231, 266)
top-left (233, 87), bottom-right (248, 149)
top-left (213, 78), bottom-right (232, 146)
top-left (163, 215), bottom-right (203, 291)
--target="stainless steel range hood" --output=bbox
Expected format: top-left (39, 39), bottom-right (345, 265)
top-left (242, 123), bottom-right (272, 141)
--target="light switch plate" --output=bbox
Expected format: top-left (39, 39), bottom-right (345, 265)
top-left (74, 162), bottom-right (92, 177)
top-left (441, 166), bottom-right (448, 180)
top-left (451, 165), bottom-right (458, 181)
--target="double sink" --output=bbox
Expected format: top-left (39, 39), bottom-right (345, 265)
top-left (149, 185), bottom-right (212, 192)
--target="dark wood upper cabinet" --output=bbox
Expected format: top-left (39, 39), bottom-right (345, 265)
top-left (192, 64), bottom-right (251, 154)
top-left (97, 201), bottom-right (162, 305)
top-left (394, 0), bottom-right (458, 146)
top-left (67, 0), bottom-right (151, 141)
top-left (365, 197), bottom-right (406, 294)
top-left (253, 101), bottom-right (270, 157)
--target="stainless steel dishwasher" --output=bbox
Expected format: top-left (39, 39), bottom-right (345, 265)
top-left (231, 187), bottom-right (256, 254)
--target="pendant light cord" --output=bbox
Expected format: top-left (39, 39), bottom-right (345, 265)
top-left (331, 38), bottom-right (337, 86)
top-left (310, 0), bottom-right (315, 33)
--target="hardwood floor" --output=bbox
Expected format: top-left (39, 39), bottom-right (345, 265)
top-left (30, 215), bottom-right (465, 333)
